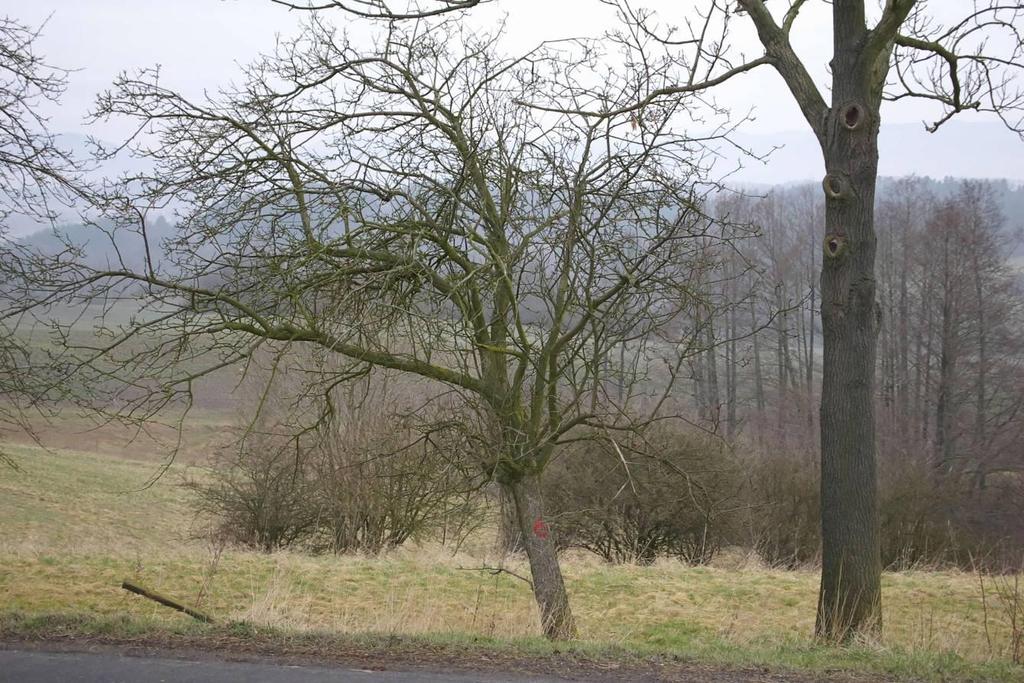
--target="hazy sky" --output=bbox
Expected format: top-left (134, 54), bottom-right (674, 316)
top-left (3, 0), bottom-right (1022, 183)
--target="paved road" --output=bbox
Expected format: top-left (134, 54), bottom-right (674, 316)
top-left (0, 649), bottom-right (571, 683)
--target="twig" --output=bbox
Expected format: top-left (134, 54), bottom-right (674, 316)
top-left (456, 565), bottom-right (533, 590)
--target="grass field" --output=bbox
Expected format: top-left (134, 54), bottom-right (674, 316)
top-left (1, 442), bottom-right (1022, 681)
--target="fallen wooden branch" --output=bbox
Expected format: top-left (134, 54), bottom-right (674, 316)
top-left (121, 579), bottom-right (214, 623)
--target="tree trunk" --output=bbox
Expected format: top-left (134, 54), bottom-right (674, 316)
top-left (920, 297), bottom-right (935, 443)
top-left (897, 204), bottom-right (911, 425)
top-left (775, 286), bottom-right (789, 430)
top-left (692, 347), bottom-right (707, 418)
top-left (751, 297), bottom-right (766, 419)
top-left (497, 486), bottom-right (524, 553)
top-left (972, 249), bottom-right (988, 490)
top-left (815, 74), bottom-right (883, 638)
top-left (726, 291), bottom-right (739, 440)
top-left (705, 320), bottom-right (720, 429)
top-left (508, 473), bottom-right (576, 640)
top-left (878, 215), bottom-right (896, 427)
top-left (935, 292), bottom-right (957, 475)
top-left (934, 220), bottom-right (959, 476)
top-left (807, 271), bottom-right (817, 436)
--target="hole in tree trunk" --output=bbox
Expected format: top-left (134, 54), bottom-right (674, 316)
top-left (823, 174), bottom-right (846, 200)
top-left (824, 232), bottom-right (847, 258)
top-left (841, 103), bottom-right (865, 131)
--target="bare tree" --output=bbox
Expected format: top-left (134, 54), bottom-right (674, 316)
top-left (0, 17), bottom-right (81, 223)
top-left (0, 17), bottom-right (85, 465)
top-left (575, 0), bottom-right (1024, 640)
top-left (907, 181), bottom-right (1024, 486)
top-left (0, 18), bottom-right (735, 639)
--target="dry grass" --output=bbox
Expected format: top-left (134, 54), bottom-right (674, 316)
top-left (1, 442), bottom-right (1022, 680)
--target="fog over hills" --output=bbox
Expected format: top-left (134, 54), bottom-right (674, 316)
top-left (4, 120), bottom-right (1022, 245)
top-left (725, 120), bottom-right (1024, 186)
top-left (15, 177), bottom-right (1024, 274)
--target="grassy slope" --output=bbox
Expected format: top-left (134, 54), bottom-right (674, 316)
top-left (0, 443), bottom-right (1021, 681)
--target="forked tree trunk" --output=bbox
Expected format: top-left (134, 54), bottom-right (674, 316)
top-left (507, 473), bottom-right (576, 640)
top-left (816, 92), bottom-right (883, 639)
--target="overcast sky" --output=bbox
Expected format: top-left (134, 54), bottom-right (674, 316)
top-left (3, 0), bottom-right (1022, 184)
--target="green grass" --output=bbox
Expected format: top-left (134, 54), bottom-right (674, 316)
top-left (1, 442), bottom-right (1022, 681)
top-left (0, 443), bottom-right (194, 551)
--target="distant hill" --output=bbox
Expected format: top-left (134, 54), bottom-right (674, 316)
top-left (0, 132), bottom-right (150, 238)
top-left (13, 175), bottom-right (1023, 274)
top-left (18, 215), bottom-right (176, 272)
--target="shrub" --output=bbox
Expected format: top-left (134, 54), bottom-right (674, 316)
top-left (879, 457), bottom-right (1024, 571)
top-left (740, 452), bottom-right (821, 568)
top-left (191, 437), bottom-right (318, 552)
top-left (190, 374), bottom-right (482, 554)
top-left (736, 444), bottom-right (1024, 571)
top-left (544, 427), bottom-right (743, 565)
top-left (306, 383), bottom-right (480, 554)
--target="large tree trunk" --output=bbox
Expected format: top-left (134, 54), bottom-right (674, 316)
top-left (815, 81), bottom-right (883, 639)
top-left (508, 473), bottom-right (576, 640)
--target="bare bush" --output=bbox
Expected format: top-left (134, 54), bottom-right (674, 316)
top-left (978, 559), bottom-right (1024, 665)
top-left (307, 380), bottom-right (482, 554)
top-left (737, 445), bottom-right (1024, 572)
top-left (545, 427), bottom-right (743, 565)
top-left (191, 371), bottom-right (482, 554)
top-left (993, 573), bottom-right (1024, 665)
top-left (191, 436), bottom-right (318, 552)
top-left (878, 457), bottom-right (964, 570)
top-left (881, 468), bottom-right (1024, 571)
top-left (741, 453), bottom-right (821, 569)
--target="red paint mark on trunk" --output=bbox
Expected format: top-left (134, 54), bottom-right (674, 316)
top-left (533, 518), bottom-right (549, 540)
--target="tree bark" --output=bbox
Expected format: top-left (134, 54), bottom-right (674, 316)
top-left (816, 3), bottom-right (883, 638)
top-left (497, 486), bottom-right (524, 553)
top-left (508, 473), bottom-right (576, 640)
